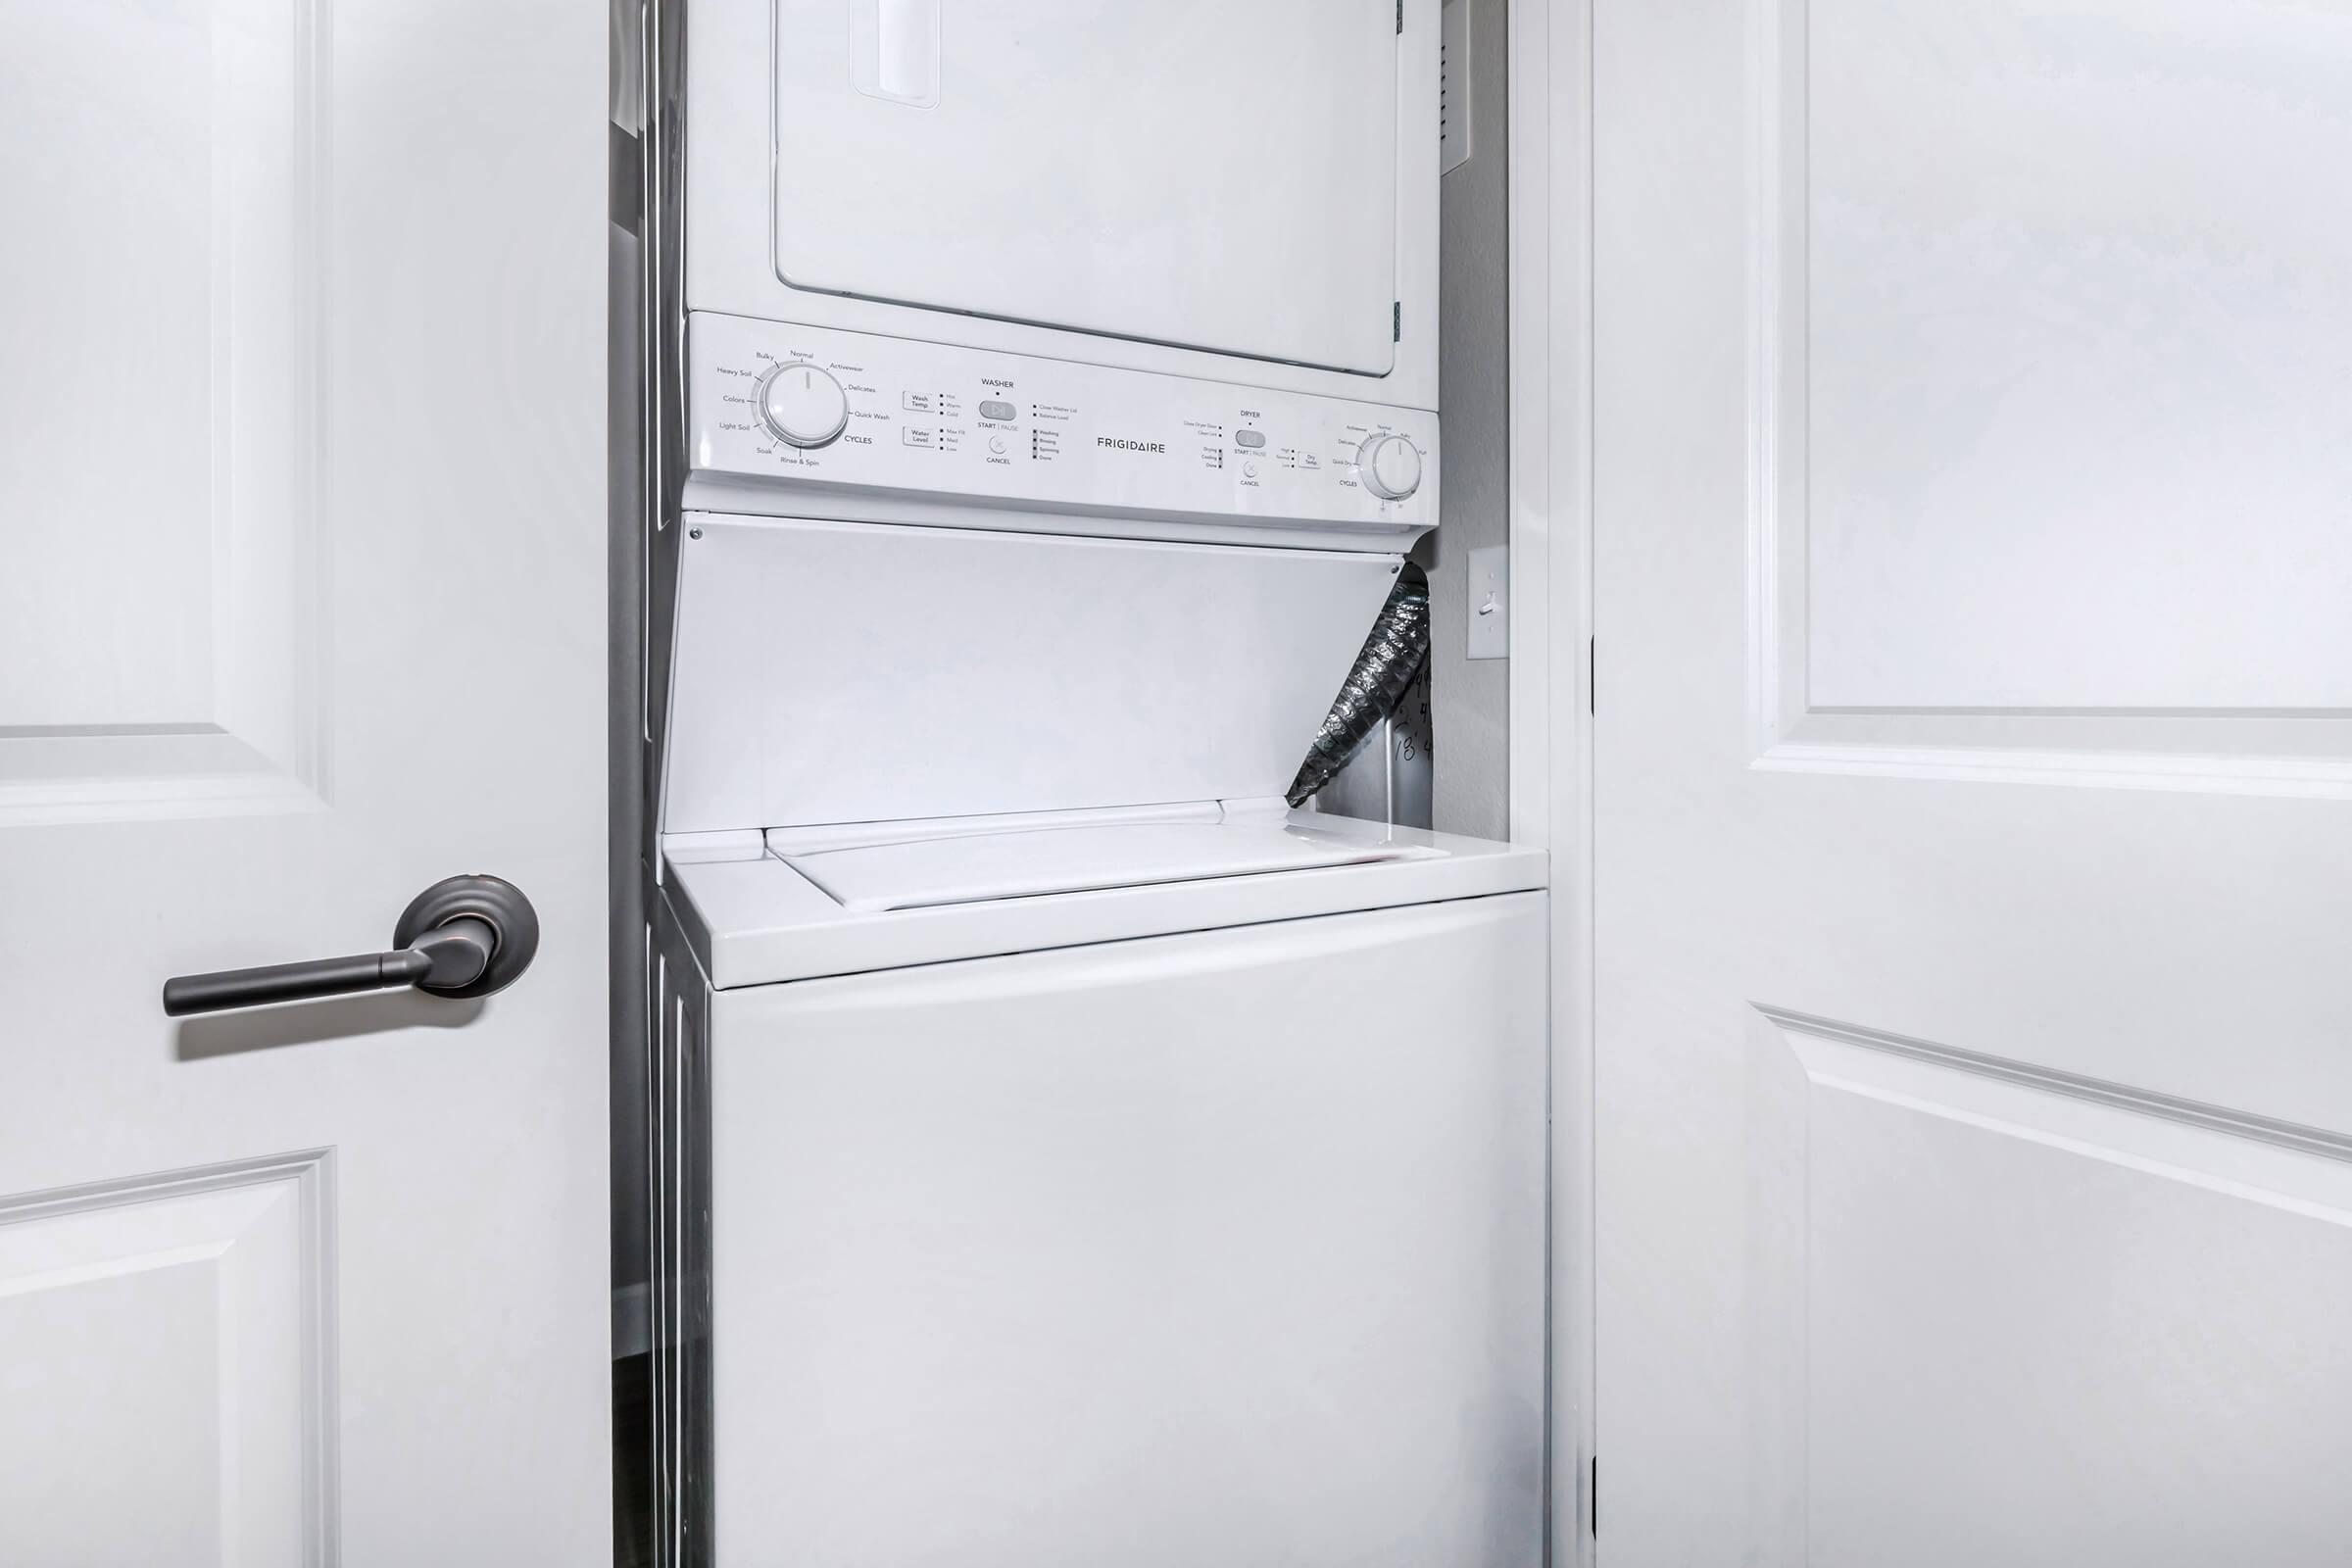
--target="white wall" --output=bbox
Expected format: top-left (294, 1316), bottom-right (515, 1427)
top-left (1417, 0), bottom-right (1513, 840)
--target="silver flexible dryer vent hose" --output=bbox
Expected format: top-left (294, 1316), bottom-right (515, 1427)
top-left (1286, 562), bottom-right (1431, 808)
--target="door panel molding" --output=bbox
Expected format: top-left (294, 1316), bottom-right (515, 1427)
top-left (0, 0), bottom-right (331, 826)
top-left (1746, 1003), bottom-right (2352, 1562)
top-left (1757, 1004), bottom-right (2352, 1181)
top-left (0, 1149), bottom-right (338, 1565)
top-left (1743, 0), bottom-right (2352, 798)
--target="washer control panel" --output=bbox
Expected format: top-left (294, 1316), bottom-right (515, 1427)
top-left (688, 313), bottom-right (1439, 528)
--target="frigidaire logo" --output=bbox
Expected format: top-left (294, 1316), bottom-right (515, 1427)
top-left (1097, 437), bottom-right (1166, 454)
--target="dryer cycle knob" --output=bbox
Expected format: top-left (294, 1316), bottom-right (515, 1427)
top-left (1357, 432), bottom-right (1423, 500)
top-left (757, 363), bottom-right (850, 449)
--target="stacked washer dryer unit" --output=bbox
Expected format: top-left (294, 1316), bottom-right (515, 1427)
top-left (645, 3), bottom-right (1546, 1562)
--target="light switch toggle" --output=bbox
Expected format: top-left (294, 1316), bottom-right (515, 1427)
top-left (1466, 545), bottom-right (1508, 661)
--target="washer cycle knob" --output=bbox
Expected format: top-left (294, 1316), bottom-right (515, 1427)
top-left (1356, 432), bottom-right (1423, 500)
top-left (757, 363), bottom-right (850, 449)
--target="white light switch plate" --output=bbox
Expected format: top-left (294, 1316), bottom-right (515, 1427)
top-left (1466, 545), bottom-right (1508, 660)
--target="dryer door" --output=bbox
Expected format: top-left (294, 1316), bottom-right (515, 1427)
top-left (773, 0), bottom-right (1403, 374)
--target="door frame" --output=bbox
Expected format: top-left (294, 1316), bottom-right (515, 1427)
top-left (612, 0), bottom-right (1603, 1552)
top-left (1503, 0), bottom-right (1597, 1559)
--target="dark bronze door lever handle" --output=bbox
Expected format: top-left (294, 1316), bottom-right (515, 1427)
top-left (162, 874), bottom-right (539, 1016)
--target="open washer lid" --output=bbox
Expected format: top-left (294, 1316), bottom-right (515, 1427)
top-left (661, 514), bottom-right (1401, 836)
top-left (778, 815), bottom-right (1438, 914)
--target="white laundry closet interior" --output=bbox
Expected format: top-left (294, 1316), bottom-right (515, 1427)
top-left (613, 3), bottom-right (1544, 1562)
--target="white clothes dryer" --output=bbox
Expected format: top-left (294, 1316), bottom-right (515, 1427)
top-left (684, 0), bottom-right (1444, 408)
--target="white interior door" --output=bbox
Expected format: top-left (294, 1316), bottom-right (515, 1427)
top-left (0, 2), bottom-right (607, 1561)
top-left (1592, 0), bottom-right (2352, 1561)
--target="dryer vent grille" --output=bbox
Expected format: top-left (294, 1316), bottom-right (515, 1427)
top-left (1440, 0), bottom-right (1472, 175)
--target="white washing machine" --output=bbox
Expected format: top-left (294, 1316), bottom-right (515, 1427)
top-left (649, 319), bottom-right (1546, 1565)
top-left (656, 833), bottom-right (1544, 1566)
top-left (645, 6), bottom-right (1543, 1560)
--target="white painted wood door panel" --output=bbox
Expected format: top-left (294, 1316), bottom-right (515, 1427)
top-left (1592, 0), bottom-right (2352, 1560)
top-left (0, 1), bottom-right (606, 1562)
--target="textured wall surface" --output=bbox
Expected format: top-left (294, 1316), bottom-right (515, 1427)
top-left (1415, 0), bottom-right (1511, 841)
